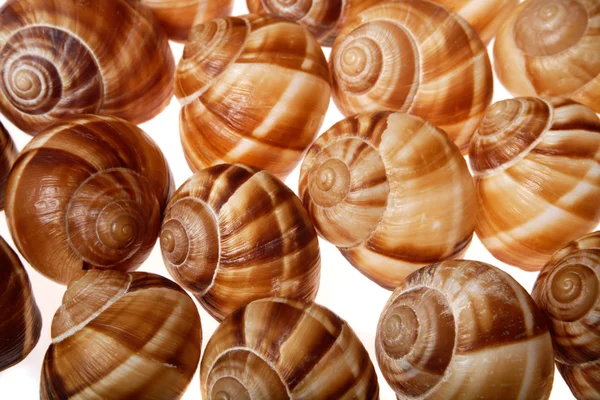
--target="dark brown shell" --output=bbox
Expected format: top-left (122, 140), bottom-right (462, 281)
top-left (0, 121), bottom-right (17, 210)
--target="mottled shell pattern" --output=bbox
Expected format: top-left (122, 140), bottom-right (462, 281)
top-left (5, 115), bottom-right (174, 285)
top-left (41, 270), bottom-right (201, 400)
top-left (299, 112), bottom-right (476, 289)
top-left (201, 298), bottom-right (379, 399)
top-left (533, 231), bottom-right (600, 400)
top-left (175, 14), bottom-right (331, 179)
top-left (0, 0), bottom-right (175, 135)
top-left (140, 0), bottom-right (234, 42)
top-left (494, 0), bottom-right (600, 113)
top-left (0, 235), bottom-right (41, 372)
top-left (0, 121), bottom-right (17, 210)
top-left (330, 0), bottom-right (494, 152)
top-left (160, 163), bottom-right (321, 321)
top-left (469, 97), bottom-right (600, 271)
top-left (376, 260), bottom-right (555, 400)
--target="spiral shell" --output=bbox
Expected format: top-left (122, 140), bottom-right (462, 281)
top-left (140, 0), bottom-right (234, 42)
top-left (299, 112), bottom-right (476, 289)
top-left (4, 115), bottom-right (174, 285)
top-left (201, 298), bottom-right (379, 399)
top-left (329, 0), bottom-right (493, 152)
top-left (0, 0), bottom-right (175, 135)
top-left (0, 235), bottom-right (41, 372)
top-left (175, 14), bottom-right (331, 179)
top-left (494, 0), bottom-right (600, 113)
top-left (532, 231), bottom-right (600, 400)
top-left (41, 269), bottom-right (201, 400)
top-left (0, 122), bottom-right (17, 210)
top-left (160, 163), bottom-right (321, 321)
top-left (376, 260), bottom-right (555, 400)
top-left (469, 97), bottom-right (600, 271)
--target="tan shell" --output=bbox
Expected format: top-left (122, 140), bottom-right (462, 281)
top-left (175, 14), bottom-right (331, 180)
top-left (201, 298), bottom-right (379, 399)
top-left (5, 115), bottom-right (174, 285)
top-left (0, 0), bottom-right (175, 135)
top-left (140, 0), bottom-right (234, 42)
top-left (299, 112), bottom-right (477, 289)
top-left (377, 260), bottom-right (555, 400)
top-left (469, 97), bottom-right (600, 271)
top-left (0, 122), bottom-right (17, 210)
top-left (160, 163), bottom-right (321, 321)
top-left (41, 270), bottom-right (201, 400)
top-left (329, 0), bottom-right (493, 152)
top-left (532, 231), bottom-right (600, 400)
top-left (0, 235), bottom-right (41, 372)
top-left (494, 0), bottom-right (600, 113)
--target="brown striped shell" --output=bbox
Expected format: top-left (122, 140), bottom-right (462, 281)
top-left (201, 298), bottom-right (379, 399)
top-left (0, 235), bottom-right (41, 372)
top-left (299, 112), bottom-right (477, 289)
top-left (41, 270), bottom-right (201, 400)
top-left (5, 115), bottom-right (174, 285)
top-left (494, 0), bottom-right (600, 113)
top-left (160, 163), bottom-right (321, 321)
top-left (0, 122), bottom-right (17, 210)
top-left (329, 0), bottom-right (494, 152)
top-left (140, 0), bottom-right (234, 42)
top-left (175, 14), bottom-right (331, 180)
top-left (532, 231), bottom-right (600, 400)
top-left (0, 0), bottom-right (175, 135)
top-left (469, 97), bottom-right (600, 271)
top-left (376, 260), bottom-right (555, 400)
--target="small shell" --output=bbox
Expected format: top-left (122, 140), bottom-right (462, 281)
top-left (469, 97), bottom-right (600, 271)
top-left (201, 298), bottom-right (379, 399)
top-left (160, 163), bottom-right (321, 321)
top-left (377, 260), bottom-right (555, 400)
top-left (532, 231), bottom-right (600, 400)
top-left (41, 270), bottom-right (201, 400)
top-left (0, 235), bottom-right (41, 372)
top-left (299, 112), bottom-right (476, 289)
top-left (329, 0), bottom-right (494, 152)
top-left (494, 0), bottom-right (600, 113)
top-left (0, 121), bottom-right (17, 210)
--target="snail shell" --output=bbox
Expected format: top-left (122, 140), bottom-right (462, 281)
top-left (494, 0), bottom-right (600, 113)
top-left (532, 231), bottom-right (600, 400)
top-left (0, 0), bottom-right (175, 135)
top-left (160, 163), bottom-right (321, 321)
top-left (140, 0), bottom-right (234, 42)
top-left (41, 269), bottom-right (201, 400)
top-left (299, 112), bottom-right (477, 289)
top-left (329, 0), bottom-right (494, 152)
top-left (376, 260), bottom-right (555, 400)
top-left (201, 298), bottom-right (379, 399)
top-left (175, 14), bottom-right (331, 179)
top-left (0, 235), bottom-right (41, 372)
top-left (0, 122), bottom-right (17, 210)
top-left (5, 115), bottom-right (174, 285)
top-left (469, 97), bottom-right (600, 271)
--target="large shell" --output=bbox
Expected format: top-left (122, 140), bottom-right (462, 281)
top-left (201, 298), bottom-right (379, 399)
top-left (532, 231), bottom-right (600, 400)
top-left (140, 0), bottom-right (234, 42)
top-left (329, 0), bottom-right (494, 152)
top-left (0, 121), bottom-right (17, 210)
top-left (299, 112), bottom-right (477, 289)
top-left (0, 235), bottom-right (41, 372)
top-left (376, 260), bottom-right (555, 400)
top-left (5, 115), bottom-right (174, 285)
top-left (494, 0), bottom-right (600, 113)
top-left (41, 270), bottom-right (201, 400)
top-left (160, 163), bottom-right (321, 321)
top-left (469, 97), bottom-right (600, 271)
top-left (0, 0), bottom-right (175, 135)
top-left (175, 14), bottom-right (331, 179)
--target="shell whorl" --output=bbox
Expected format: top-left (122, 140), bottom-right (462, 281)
top-left (0, 122), bottom-right (17, 210)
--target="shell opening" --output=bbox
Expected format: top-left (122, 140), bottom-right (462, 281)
top-left (211, 377), bottom-right (251, 400)
top-left (381, 305), bottom-right (419, 359)
top-left (548, 256), bottom-right (599, 321)
top-left (309, 158), bottom-right (351, 207)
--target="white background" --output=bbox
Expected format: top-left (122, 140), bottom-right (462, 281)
top-left (0, 0), bottom-right (591, 398)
